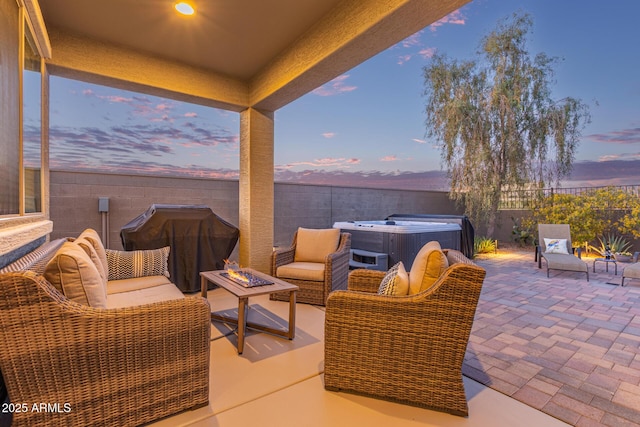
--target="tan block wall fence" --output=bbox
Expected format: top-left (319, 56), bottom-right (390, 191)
top-left (49, 171), bottom-right (471, 255)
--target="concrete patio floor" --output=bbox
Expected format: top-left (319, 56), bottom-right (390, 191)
top-left (149, 249), bottom-right (584, 427)
top-left (147, 246), bottom-right (640, 426)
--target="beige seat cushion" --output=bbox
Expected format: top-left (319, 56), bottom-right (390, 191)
top-left (408, 241), bottom-right (449, 295)
top-left (77, 228), bottom-right (109, 279)
top-left (44, 241), bottom-right (107, 308)
top-left (106, 283), bottom-right (184, 309)
top-left (277, 262), bottom-right (325, 282)
top-left (294, 228), bottom-right (340, 263)
top-left (541, 252), bottom-right (587, 272)
top-left (107, 275), bottom-right (173, 294)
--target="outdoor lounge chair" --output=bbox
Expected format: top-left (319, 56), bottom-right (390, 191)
top-left (537, 224), bottom-right (589, 281)
top-left (622, 252), bottom-right (640, 286)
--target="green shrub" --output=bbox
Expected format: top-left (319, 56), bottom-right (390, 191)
top-left (511, 216), bottom-right (535, 247)
top-left (529, 187), bottom-right (640, 248)
top-left (474, 236), bottom-right (497, 255)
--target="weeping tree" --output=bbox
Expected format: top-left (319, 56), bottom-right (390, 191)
top-left (423, 13), bottom-right (590, 236)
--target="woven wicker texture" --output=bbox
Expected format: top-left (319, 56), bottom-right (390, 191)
top-left (324, 250), bottom-right (486, 417)
top-left (270, 232), bottom-right (351, 305)
top-left (0, 271), bottom-right (211, 426)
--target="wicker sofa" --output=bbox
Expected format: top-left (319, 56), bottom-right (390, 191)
top-left (0, 231), bottom-right (211, 427)
top-left (324, 247), bottom-right (486, 417)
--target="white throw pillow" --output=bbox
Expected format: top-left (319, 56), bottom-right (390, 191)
top-left (377, 262), bottom-right (409, 296)
top-left (544, 238), bottom-right (569, 254)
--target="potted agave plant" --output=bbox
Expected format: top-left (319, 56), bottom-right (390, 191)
top-left (590, 235), bottom-right (633, 262)
top-left (614, 251), bottom-right (633, 263)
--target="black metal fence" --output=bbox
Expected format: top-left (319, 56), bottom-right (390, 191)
top-left (499, 185), bottom-right (640, 210)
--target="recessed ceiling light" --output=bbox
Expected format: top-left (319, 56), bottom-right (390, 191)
top-left (175, 2), bottom-right (195, 16)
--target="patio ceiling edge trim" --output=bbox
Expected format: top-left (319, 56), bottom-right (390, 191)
top-left (44, 28), bottom-right (250, 113)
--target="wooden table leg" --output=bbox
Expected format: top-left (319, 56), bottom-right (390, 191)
top-left (237, 297), bottom-right (248, 354)
top-left (288, 290), bottom-right (296, 340)
top-left (200, 275), bottom-right (208, 299)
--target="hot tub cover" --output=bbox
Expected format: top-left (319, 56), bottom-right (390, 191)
top-left (120, 204), bottom-right (239, 293)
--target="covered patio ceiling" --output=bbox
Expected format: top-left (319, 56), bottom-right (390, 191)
top-left (38, 0), bottom-right (471, 111)
top-left (34, 0), bottom-right (470, 271)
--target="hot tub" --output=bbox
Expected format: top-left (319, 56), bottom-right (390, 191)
top-left (333, 220), bottom-right (462, 270)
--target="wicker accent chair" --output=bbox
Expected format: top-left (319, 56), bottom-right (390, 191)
top-left (537, 224), bottom-right (589, 281)
top-left (0, 271), bottom-right (211, 427)
top-left (324, 249), bottom-right (485, 417)
top-left (271, 229), bottom-right (351, 305)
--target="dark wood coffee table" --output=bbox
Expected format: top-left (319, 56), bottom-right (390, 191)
top-left (200, 269), bottom-right (298, 354)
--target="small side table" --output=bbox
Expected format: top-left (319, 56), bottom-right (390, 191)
top-left (593, 258), bottom-right (617, 275)
top-left (200, 269), bottom-right (298, 354)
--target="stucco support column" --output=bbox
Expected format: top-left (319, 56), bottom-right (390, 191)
top-left (239, 108), bottom-right (274, 273)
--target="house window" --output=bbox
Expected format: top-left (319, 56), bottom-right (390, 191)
top-left (23, 24), bottom-right (43, 213)
top-left (0, 0), bottom-right (20, 215)
top-left (0, 5), bottom-right (45, 216)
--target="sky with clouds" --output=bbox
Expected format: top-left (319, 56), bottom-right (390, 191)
top-left (45, 0), bottom-right (640, 190)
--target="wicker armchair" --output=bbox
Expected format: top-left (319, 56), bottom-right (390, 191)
top-left (0, 271), bottom-right (211, 427)
top-left (324, 249), bottom-right (486, 417)
top-left (271, 230), bottom-right (351, 305)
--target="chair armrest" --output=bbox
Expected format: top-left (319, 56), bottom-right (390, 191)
top-left (271, 245), bottom-right (295, 274)
top-left (347, 269), bottom-right (385, 293)
top-left (0, 272), bottom-right (211, 426)
top-left (321, 233), bottom-right (352, 293)
top-left (633, 252), bottom-right (640, 263)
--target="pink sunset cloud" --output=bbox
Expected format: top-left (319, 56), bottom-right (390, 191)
top-left (587, 127), bottom-right (640, 144)
top-left (419, 47), bottom-right (437, 59)
top-left (277, 157), bottom-right (360, 170)
top-left (322, 132), bottom-right (337, 139)
top-left (429, 9), bottom-right (466, 31)
top-left (381, 155), bottom-right (398, 162)
top-left (400, 31), bottom-right (423, 48)
top-left (312, 75), bottom-right (357, 96)
top-left (393, 8), bottom-right (463, 64)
